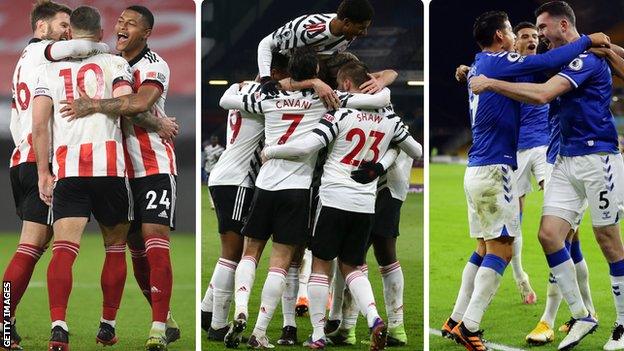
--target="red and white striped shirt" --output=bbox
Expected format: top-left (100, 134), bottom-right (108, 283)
top-left (122, 47), bottom-right (177, 178)
top-left (34, 53), bottom-right (132, 179)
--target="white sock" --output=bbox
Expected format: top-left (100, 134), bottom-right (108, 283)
top-left (297, 250), bottom-right (312, 300)
top-left (151, 321), bottom-right (166, 333)
top-left (252, 268), bottom-right (287, 336)
top-left (345, 270), bottom-right (379, 328)
top-left (450, 253), bottom-right (481, 322)
top-left (463, 265), bottom-right (503, 332)
top-left (308, 273), bottom-right (329, 341)
top-left (201, 263), bottom-right (217, 312)
top-left (551, 259), bottom-right (588, 319)
top-left (511, 234), bottom-right (526, 282)
top-left (328, 262), bottom-right (345, 321)
top-left (52, 320), bottom-right (69, 332)
top-left (540, 273), bottom-right (563, 328)
top-left (282, 264), bottom-right (299, 328)
top-left (341, 288), bottom-right (359, 329)
top-left (575, 260), bottom-right (595, 316)
top-left (211, 258), bottom-right (238, 329)
top-left (100, 318), bottom-right (116, 328)
top-left (380, 262), bottom-right (404, 328)
top-left (234, 256), bottom-right (257, 318)
top-left (611, 274), bottom-right (624, 325)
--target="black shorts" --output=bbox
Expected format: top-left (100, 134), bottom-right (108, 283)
top-left (371, 188), bottom-right (404, 238)
top-left (311, 205), bottom-right (373, 266)
top-left (242, 188), bottom-right (310, 246)
top-left (129, 174), bottom-right (177, 232)
top-left (210, 185), bottom-right (254, 234)
top-left (52, 177), bottom-right (132, 227)
top-left (10, 162), bottom-right (51, 225)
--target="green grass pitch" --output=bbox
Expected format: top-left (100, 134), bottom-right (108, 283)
top-left (429, 163), bottom-right (617, 351)
top-left (201, 185), bottom-right (423, 350)
top-left (0, 232), bottom-right (196, 350)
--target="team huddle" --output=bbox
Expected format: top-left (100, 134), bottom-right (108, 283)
top-left (4, 2), bottom-right (181, 350)
top-left (441, 1), bottom-right (624, 351)
top-left (201, 0), bottom-right (422, 350)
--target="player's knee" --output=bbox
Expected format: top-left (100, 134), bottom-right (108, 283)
top-left (538, 226), bottom-right (560, 251)
top-left (594, 224), bottom-right (624, 261)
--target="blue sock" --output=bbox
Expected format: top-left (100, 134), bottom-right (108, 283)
top-left (570, 241), bottom-right (583, 264)
top-left (481, 254), bottom-right (508, 275)
top-left (469, 251), bottom-right (483, 266)
top-left (610, 260), bottom-right (624, 277)
top-left (565, 241), bottom-right (571, 253)
top-left (546, 247), bottom-right (571, 268)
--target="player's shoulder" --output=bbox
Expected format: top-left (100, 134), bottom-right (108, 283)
top-left (238, 81), bottom-right (262, 95)
top-left (137, 48), bottom-right (169, 71)
top-left (565, 51), bottom-right (602, 72)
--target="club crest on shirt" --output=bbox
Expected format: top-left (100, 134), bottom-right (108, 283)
top-left (507, 52), bottom-right (521, 62)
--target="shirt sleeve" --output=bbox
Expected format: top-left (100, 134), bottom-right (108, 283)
top-left (33, 65), bottom-right (51, 98)
top-left (219, 84), bottom-right (266, 114)
top-left (138, 61), bottom-right (169, 94)
top-left (111, 57), bottom-right (133, 90)
top-left (311, 110), bottom-right (340, 146)
top-left (557, 53), bottom-right (600, 88)
top-left (484, 35), bottom-right (591, 78)
top-left (45, 39), bottom-right (109, 62)
top-left (263, 132), bottom-right (326, 160)
top-left (338, 88), bottom-right (391, 109)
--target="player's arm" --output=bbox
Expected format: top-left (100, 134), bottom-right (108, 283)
top-left (589, 47), bottom-right (624, 81)
top-left (9, 93), bottom-right (19, 146)
top-left (391, 121), bottom-right (422, 159)
top-left (455, 64), bottom-right (471, 83)
top-left (45, 39), bottom-right (109, 61)
top-left (60, 83), bottom-right (161, 118)
top-left (470, 74), bottom-right (572, 104)
top-left (278, 78), bottom-right (341, 109)
top-left (257, 35), bottom-right (278, 82)
top-left (360, 70), bottom-right (398, 94)
top-left (339, 88), bottom-right (391, 109)
top-left (31, 92), bottom-right (54, 205)
top-left (219, 83), bottom-right (264, 114)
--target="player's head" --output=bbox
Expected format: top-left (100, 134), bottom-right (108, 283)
top-left (473, 11), bottom-right (515, 51)
top-left (210, 135), bottom-right (219, 146)
top-left (69, 6), bottom-right (103, 41)
top-left (513, 22), bottom-right (538, 55)
top-left (115, 5), bottom-right (154, 53)
top-left (320, 51), bottom-right (360, 89)
top-left (534, 1), bottom-right (577, 49)
top-left (337, 0), bottom-right (374, 40)
top-left (30, 0), bottom-right (72, 41)
top-left (288, 47), bottom-right (319, 81)
top-left (270, 52), bottom-right (290, 81)
top-left (336, 61), bottom-right (369, 93)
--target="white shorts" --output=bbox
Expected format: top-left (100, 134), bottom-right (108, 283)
top-left (515, 146), bottom-right (549, 196)
top-left (544, 162), bottom-right (586, 231)
top-left (544, 153), bottom-right (624, 227)
top-left (464, 165), bottom-right (520, 240)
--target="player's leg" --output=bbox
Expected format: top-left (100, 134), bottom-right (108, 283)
top-left (305, 256), bottom-right (333, 348)
top-left (296, 248), bottom-right (313, 317)
top-left (278, 245), bottom-right (304, 345)
top-left (326, 259), bottom-right (343, 333)
top-left (128, 224), bottom-right (151, 304)
top-left (570, 229), bottom-right (596, 318)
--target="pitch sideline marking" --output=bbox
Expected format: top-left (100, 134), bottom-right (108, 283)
top-left (430, 328), bottom-right (527, 351)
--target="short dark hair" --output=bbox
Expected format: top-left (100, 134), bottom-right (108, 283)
top-left (535, 1), bottom-right (576, 27)
top-left (270, 51), bottom-right (289, 72)
top-left (513, 21), bottom-right (537, 34)
top-left (126, 5), bottom-right (154, 29)
top-left (70, 6), bottom-right (101, 34)
top-left (319, 51), bottom-right (360, 89)
top-left (473, 11), bottom-right (509, 48)
top-left (288, 47), bottom-right (318, 81)
top-left (337, 61), bottom-right (370, 88)
top-left (31, 0), bottom-right (71, 31)
top-left (337, 0), bottom-right (374, 23)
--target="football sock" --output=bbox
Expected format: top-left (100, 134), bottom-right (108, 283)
top-left (308, 273), bottom-right (330, 340)
top-left (540, 273), bottom-right (563, 327)
top-left (450, 251), bottom-right (482, 322)
top-left (297, 250), bottom-right (312, 300)
top-left (282, 263), bottom-right (299, 328)
top-left (48, 241), bottom-right (80, 322)
top-left (129, 247), bottom-right (151, 304)
top-left (200, 264), bottom-right (216, 312)
top-left (341, 288), bottom-right (359, 329)
top-left (511, 234), bottom-right (526, 282)
top-left (2, 243), bottom-right (44, 317)
top-left (101, 243), bottom-right (127, 322)
top-left (145, 235), bottom-right (172, 323)
top-left (252, 267), bottom-right (287, 336)
top-left (328, 263), bottom-right (345, 321)
top-left (380, 261), bottom-right (404, 328)
top-left (609, 260), bottom-right (624, 325)
top-left (345, 270), bottom-right (379, 328)
top-left (571, 241), bottom-right (595, 316)
top-left (463, 254), bottom-right (507, 332)
top-left (234, 256), bottom-right (257, 318)
top-left (211, 258), bottom-right (238, 329)
top-left (547, 247), bottom-right (588, 319)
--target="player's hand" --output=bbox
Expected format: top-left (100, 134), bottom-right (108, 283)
top-left (589, 47), bottom-right (612, 58)
top-left (60, 86), bottom-right (96, 120)
top-left (455, 65), bottom-right (470, 83)
top-left (312, 79), bottom-right (340, 110)
top-left (469, 74), bottom-right (491, 94)
top-left (260, 80), bottom-right (280, 96)
top-left (158, 117), bottom-right (179, 140)
top-left (588, 32), bottom-right (611, 48)
top-left (38, 172), bottom-right (55, 206)
top-left (360, 73), bottom-right (384, 94)
top-left (260, 148), bottom-right (269, 164)
top-left (350, 161), bottom-right (387, 184)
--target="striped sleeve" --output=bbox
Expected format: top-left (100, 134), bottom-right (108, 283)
top-left (391, 119), bottom-right (411, 144)
top-left (241, 91), bottom-right (265, 114)
top-left (312, 111), bottom-right (340, 146)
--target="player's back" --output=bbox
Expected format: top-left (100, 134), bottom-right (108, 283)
top-left (320, 107), bottom-right (406, 213)
top-left (35, 53), bottom-right (130, 178)
top-left (257, 89), bottom-right (327, 190)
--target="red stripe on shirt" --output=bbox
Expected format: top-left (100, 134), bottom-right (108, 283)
top-left (121, 120), bottom-right (135, 178)
top-left (134, 125), bottom-right (159, 176)
top-left (56, 146), bottom-right (68, 179)
top-left (106, 140), bottom-right (117, 176)
top-left (26, 133), bottom-right (35, 162)
top-left (11, 150), bottom-right (21, 167)
top-left (164, 140), bottom-right (175, 174)
top-left (78, 143), bottom-right (93, 177)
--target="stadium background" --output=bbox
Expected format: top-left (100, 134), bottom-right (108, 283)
top-left (429, 0), bottom-right (624, 350)
top-left (201, 0), bottom-right (423, 350)
top-left (0, 1), bottom-right (196, 350)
